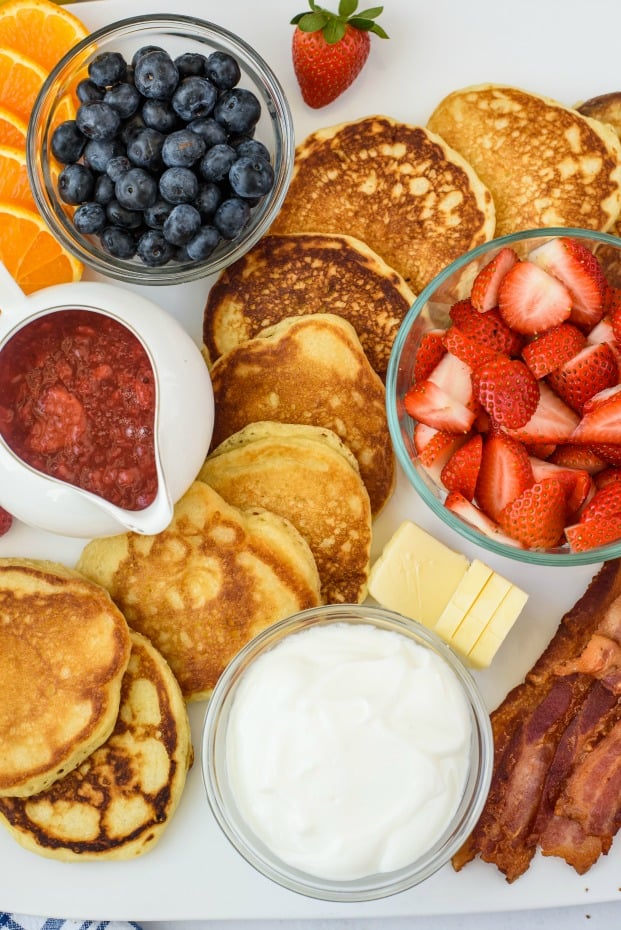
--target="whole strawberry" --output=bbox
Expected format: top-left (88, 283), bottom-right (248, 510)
top-left (291, 0), bottom-right (388, 109)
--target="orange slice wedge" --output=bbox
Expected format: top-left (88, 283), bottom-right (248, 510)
top-left (0, 47), bottom-right (48, 123)
top-left (0, 104), bottom-right (27, 147)
top-left (0, 0), bottom-right (89, 72)
top-left (0, 201), bottom-right (82, 294)
top-left (0, 144), bottom-right (36, 209)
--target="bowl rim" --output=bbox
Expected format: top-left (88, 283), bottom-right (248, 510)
top-left (201, 603), bottom-right (493, 902)
top-left (26, 12), bottom-right (295, 285)
top-left (387, 225), bottom-right (621, 567)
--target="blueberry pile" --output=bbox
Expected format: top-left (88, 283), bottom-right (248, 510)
top-left (51, 46), bottom-right (275, 267)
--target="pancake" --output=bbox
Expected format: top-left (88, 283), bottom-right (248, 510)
top-left (208, 313), bottom-right (395, 516)
top-left (0, 630), bottom-right (192, 860)
top-left (200, 422), bottom-right (372, 604)
top-left (0, 558), bottom-right (131, 799)
top-left (202, 232), bottom-right (416, 380)
top-left (427, 84), bottom-right (621, 238)
top-left (269, 115), bottom-right (495, 293)
top-left (76, 481), bottom-right (321, 702)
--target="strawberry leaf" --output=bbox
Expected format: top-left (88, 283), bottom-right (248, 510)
top-left (323, 17), bottom-right (347, 42)
top-left (349, 17), bottom-right (389, 35)
top-left (338, 0), bottom-right (359, 16)
top-left (294, 11), bottom-right (330, 30)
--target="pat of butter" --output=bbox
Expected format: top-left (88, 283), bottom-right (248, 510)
top-left (368, 521), bottom-right (469, 627)
top-left (434, 560), bottom-right (494, 639)
top-left (468, 584), bottom-right (529, 669)
top-left (450, 572), bottom-right (514, 656)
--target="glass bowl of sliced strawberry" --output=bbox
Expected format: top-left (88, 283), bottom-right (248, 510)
top-left (387, 227), bottom-right (621, 565)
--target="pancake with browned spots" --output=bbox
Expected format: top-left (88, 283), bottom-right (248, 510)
top-left (0, 559), bottom-right (131, 798)
top-left (269, 115), bottom-right (495, 293)
top-left (76, 481), bottom-right (321, 701)
top-left (0, 630), bottom-right (192, 860)
top-left (202, 232), bottom-right (415, 379)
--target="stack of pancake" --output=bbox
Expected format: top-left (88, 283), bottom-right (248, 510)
top-left (0, 558), bottom-right (192, 861)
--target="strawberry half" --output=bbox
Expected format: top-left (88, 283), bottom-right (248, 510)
top-left (504, 382), bottom-right (580, 444)
top-left (404, 379), bottom-right (475, 434)
top-left (529, 456), bottom-right (593, 518)
top-left (498, 260), bottom-right (572, 335)
top-left (571, 384), bottom-right (621, 444)
top-left (449, 300), bottom-right (523, 355)
top-left (444, 491), bottom-right (524, 547)
top-left (565, 515), bottom-right (621, 552)
top-left (521, 323), bottom-right (587, 379)
top-left (498, 477), bottom-right (567, 549)
top-left (291, 1), bottom-right (388, 109)
top-left (470, 246), bottom-right (519, 312)
top-left (440, 433), bottom-right (483, 501)
top-left (475, 432), bottom-right (533, 523)
top-left (472, 356), bottom-right (539, 428)
top-left (547, 342), bottom-right (619, 414)
top-left (442, 325), bottom-right (499, 370)
top-left (579, 481), bottom-right (621, 522)
top-left (529, 237), bottom-right (606, 330)
top-left (413, 329), bottom-right (446, 383)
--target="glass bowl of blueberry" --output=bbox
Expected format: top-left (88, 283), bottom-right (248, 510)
top-left (27, 13), bottom-right (295, 284)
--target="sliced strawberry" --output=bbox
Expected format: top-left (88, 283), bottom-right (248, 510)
top-left (565, 515), bottom-right (621, 552)
top-left (413, 329), bottom-right (446, 383)
top-left (440, 433), bottom-right (483, 500)
top-left (498, 477), bottom-right (567, 549)
top-left (549, 443), bottom-right (606, 474)
top-left (587, 316), bottom-right (616, 346)
top-left (529, 237), bottom-right (606, 329)
top-left (529, 456), bottom-right (593, 518)
top-left (444, 491), bottom-right (524, 548)
top-left (470, 246), bottom-right (520, 312)
top-left (414, 423), bottom-right (465, 482)
top-left (475, 432), bottom-right (534, 522)
top-left (0, 507), bottom-right (12, 537)
top-left (579, 481), bottom-right (621, 522)
top-left (427, 350), bottom-right (478, 411)
top-left (547, 342), bottom-right (618, 413)
top-left (595, 467), bottom-right (621, 489)
top-left (449, 300), bottom-right (523, 355)
top-left (607, 287), bottom-right (621, 342)
top-left (504, 382), bottom-right (580, 444)
top-left (590, 442), bottom-right (621, 466)
top-left (404, 379), bottom-right (476, 434)
top-left (524, 441), bottom-right (557, 459)
top-left (472, 356), bottom-right (539, 429)
top-left (570, 384), bottom-right (621, 444)
top-left (521, 323), bottom-right (587, 379)
top-left (498, 260), bottom-right (572, 335)
top-left (442, 325), bottom-right (499, 371)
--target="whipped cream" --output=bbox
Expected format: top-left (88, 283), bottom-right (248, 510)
top-left (225, 622), bottom-right (472, 881)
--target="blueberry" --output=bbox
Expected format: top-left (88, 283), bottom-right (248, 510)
top-left (115, 167), bottom-right (158, 210)
top-left (174, 52), bottom-right (207, 78)
top-left (89, 51), bottom-right (127, 88)
top-left (127, 128), bottom-right (165, 171)
top-left (185, 224), bottom-right (221, 261)
top-left (214, 88), bottom-right (261, 135)
top-left (188, 116), bottom-right (227, 147)
top-left (142, 99), bottom-right (178, 133)
top-left (101, 225), bottom-right (137, 259)
top-left (106, 155), bottom-right (132, 182)
top-left (50, 120), bottom-right (85, 164)
top-left (94, 173), bottom-right (115, 205)
top-left (213, 197), bottom-right (250, 239)
top-left (229, 155), bottom-right (274, 199)
top-left (199, 143), bottom-right (236, 182)
top-left (106, 199), bottom-right (143, 229)
top-left (58, 163), bottom-right (95, 205)
top-left (163, 203), bottom-right (201, 246)
top-left (104, 82), bottom-right (141, 119)
top-left (171, 76), bottom-right (217, 121)
top-left (162, 128), bottom-right (205, 167)
top-left (234, 138), bottom-right (270, 161)
top-left (76, 102), bottom-right (121, 142)
top-left (193, 181), bottom-right (222, 220)
top-left (76, 78), bottom-right (105, 105)
top-left (120, 112), bottom-right (146, 147)
top-left (159, 166), bottom-right (198, 204)
top-left (136, 229), bottom-right (175, 266)
top-left (131, 45), bottom-right (165, 68)
top-left (144, 197), bottom-right (174, 229)
top-left (73, 201), bottom-right (107, 234)
top-left (205, 51), bottom-right (241, 90)
top-left (133, 49), bottom-right (179, 100)
top-left (83, 138), bottom-right (124, 173)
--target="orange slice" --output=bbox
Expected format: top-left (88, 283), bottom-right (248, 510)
top-left (0, 201), bottom-right (82, 294)
top-left (0, 144), bottom-right (36, 209)
top-left (0, 46), bottom-right (47, 123)
top-left (0, 104), bottom-right (27, 147)
top-left (0, 0), bottom-right (88, 72)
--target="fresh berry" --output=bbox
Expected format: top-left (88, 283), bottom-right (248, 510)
top-left (162, 203), bottom-right (201, 246)
top-left (498, 478), bottom-right (567, 549)
top-left (529, 456), bottom-right (592, 518)
top-left (413, 330), bottom-right (446, 383)
top-left (174, 51), bottom-right (208, 78)
top-left (104, 82), bottom-right (141, 120)
top-left (133, 49), bottom-right (179, 100)
top-left (290, 0), bottom-right (388, 109)
top-left (472, 356), bottom-right (540, 428)
top-left (571, 384), bottom-right (621, 444)
top-left (414, 424), bottom-right (464, 481)
top-left (115, 167), bottom-right (158, 211)
top-left (161, 129), bottom-right (206, 168)
top-left (426, 351), bottom-right (477, 410)
top-left (475, 433), bottom-right (533, 523)
top-left (504, 382), bottom-right (579, 444)
top-left (172, 75), bottom-right (219, 122)
top-left (159, 166), bottom-right (198, 204)
top-left (595, 467), bottom-right (621, 489)
top-left (529, 237), bottom-right (606, 330)
top-left (229, 156), bottom-right (275, 198)
top-left (88, 50), bottom-right (127, 87)
top-left (440, 433), bottom-right (483, 501)
top-left (590, 443), bottom-right (621, 466)
top-left (521, 323), bottom-right (587, 379)
top-left (136, 229), bottom-right (175, 267)
top-left (498, 260), bottom-right (572, 334)
top-left (579, 481), bottom-right (621, 522)
top-left (442, 325), bottom-right (499, 370)
top-left (549, 443), bottom-right (606, 474)
top-left (199, 143), bottom-right (237, 182)
top-left (185, 224), bottom-right (221, 261)
top-left (470, 246), bottom-right (519, 312)
top-left (449, 300), bottom-right (523, 355)
top-left (0, 506), bottom-right (13, 537)
top-left (76, 102), bottom-right (121, 142)
top-left (73, 201), bottom-right (106, 235)
top-left (444, 491), bottom-right (524, 548)
top-left (404, 379), bottom-right (476, 434)
top-left (213, 88), bottom-right (261, 134)
top-left (213, 197), bottom-right (251, 239)
top-left (57, 163), bottom-right (94, 205)
top-left (51, 120), bottom-right (86, 164)
top-left (565, 515), bottom-right (621, 552)
top-left (547, 342), bottom-right (618, 413)
top-left (205, 50), bottom-right (242, 90)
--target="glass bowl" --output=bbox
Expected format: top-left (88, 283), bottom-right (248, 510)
top-left (387, 226), bottom-right (621, 567)
top-left (27, 13), bottom-right (294, 285)
top-left (201, 603), bottom-right (493, 901)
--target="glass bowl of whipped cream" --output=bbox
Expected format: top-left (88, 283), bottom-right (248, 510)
top-left (201, 603), bottom-right (492, 901)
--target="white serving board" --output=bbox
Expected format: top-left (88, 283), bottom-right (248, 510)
top-left (2, 0), bottom-right (621, 919)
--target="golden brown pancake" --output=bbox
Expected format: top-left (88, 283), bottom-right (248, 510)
top-left (269, 115), bottom-right (495, 293)
top-left (427, 84), bottom-right (621, 237)
top-left (202, 232), bottom-right (415, 380)
top-left (208, 313), bottom-right (395, 516)
top-left (0, 630), bottom-right (192, 861)
top-left (0, 559), bottom-right (131, 798)
top-left (76, 481), bottom-right (321, 701)
top-left (200, 421), bottom-right (372, 604)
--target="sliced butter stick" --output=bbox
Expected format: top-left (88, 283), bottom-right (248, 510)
top-left (467, 584), bottom-right (529, 669)
top-left (434, 559), bottom-right (493, 639)
top-left (450, 572), bottom-right (514, 656)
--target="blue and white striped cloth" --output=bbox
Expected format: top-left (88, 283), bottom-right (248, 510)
top-left (0, 917), bottom-right (141, 930)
